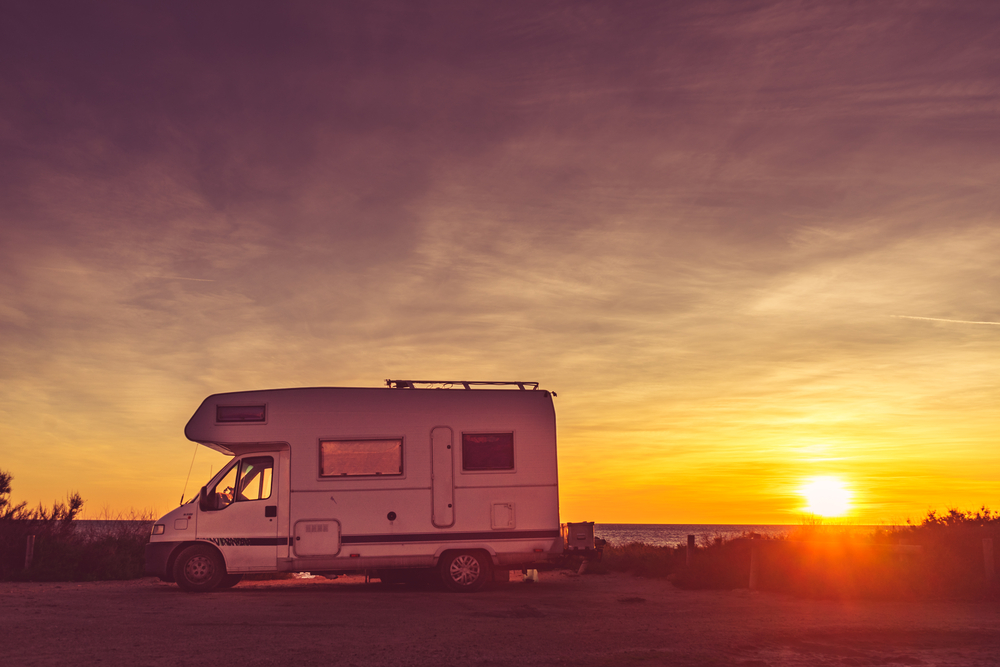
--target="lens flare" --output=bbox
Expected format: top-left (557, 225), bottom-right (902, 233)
top-left (799, 476), bottom-right (852, 517)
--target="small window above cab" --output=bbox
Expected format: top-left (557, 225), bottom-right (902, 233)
top-left (216, 405), bottom-right (266, 423)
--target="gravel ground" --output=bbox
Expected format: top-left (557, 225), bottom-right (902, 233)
top-left (3, 572), bottom-right (999, 666)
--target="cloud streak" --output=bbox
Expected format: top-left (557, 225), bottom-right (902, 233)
top-left (893, 315), bottom-right (1000, 326)
top-left (38, 267), bottom-right (215, 282)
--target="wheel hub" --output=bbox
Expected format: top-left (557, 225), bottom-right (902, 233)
top-left (185, 555), bottom-right (213, 582)
top-left (449, 555), bottom-right (480, 585)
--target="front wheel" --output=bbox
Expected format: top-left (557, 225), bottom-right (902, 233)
top-left (439, 551), bottom-right (490, 592)
top-left (173, 545), bottom-right (225, 592)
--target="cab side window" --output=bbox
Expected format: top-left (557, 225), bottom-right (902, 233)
top-left (209, 465), bottom-right (238, 510)
top-left (207, 456), bottom-right (273, 510)
top-left (236, 456), bottom-right (273, 501)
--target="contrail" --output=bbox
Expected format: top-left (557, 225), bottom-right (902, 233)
top-left (893, 315), bottom-right (1000, 326)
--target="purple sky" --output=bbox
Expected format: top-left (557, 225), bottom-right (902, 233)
top-left (2, 2), bottom-right (999, 521)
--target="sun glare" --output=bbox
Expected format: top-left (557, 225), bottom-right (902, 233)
top-left (799, 476), bottom-right (852, 517)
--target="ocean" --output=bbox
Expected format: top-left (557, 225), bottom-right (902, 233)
top-left (594, 524), bottom-right (901, 547)
top-left (595, 524), bottom-right (795, 547)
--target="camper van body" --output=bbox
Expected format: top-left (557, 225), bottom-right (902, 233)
top-left (145, 385), bottom-right (562, 591)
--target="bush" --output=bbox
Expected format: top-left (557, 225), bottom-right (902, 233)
top-left (747, 538), bottom-right (928, 599)
top-left (885, 507), bottom-right (1000, 599)
top-left (587, 541), bottom-right (682, 578)
top-left (672, 538), bottom-right (755, 590)
top-left (769, 509), bottom-right (1000, 599)
top-left (589, 510), bottom-right (1000, 600)
top-left (0, 468), bottom-right (152, 581)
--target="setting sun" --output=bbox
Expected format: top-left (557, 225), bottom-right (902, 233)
top-left (800, 477), bottom-right (852, 517)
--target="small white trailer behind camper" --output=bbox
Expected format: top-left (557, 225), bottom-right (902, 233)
top-left (146, 381), bottom-right (587, 592)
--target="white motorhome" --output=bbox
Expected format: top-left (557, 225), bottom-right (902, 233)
top-left (145, 381), bottom-right (568, 592)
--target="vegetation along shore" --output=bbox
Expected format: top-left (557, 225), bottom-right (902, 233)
top-left (3, 468), bottom-right (999, 598)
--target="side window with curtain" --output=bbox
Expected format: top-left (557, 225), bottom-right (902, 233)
top-left (462, 433), bottom-right (514, 471)
top-left (319, 439), bottom-right (403, 477)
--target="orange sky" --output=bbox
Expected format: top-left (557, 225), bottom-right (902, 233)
top-left (1, 2), bottom-right (998, 524)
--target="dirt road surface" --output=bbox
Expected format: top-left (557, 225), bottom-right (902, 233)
top-left (3, 572), bottom-right (999, 666)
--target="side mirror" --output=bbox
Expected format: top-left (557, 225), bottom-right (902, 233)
top-left (198, 486), bottom-right (209, 512)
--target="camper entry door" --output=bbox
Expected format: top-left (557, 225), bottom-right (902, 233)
top-left (431, 426), bottom-right (455, 528)
top-left (197, 454), bottom-right (281, 571)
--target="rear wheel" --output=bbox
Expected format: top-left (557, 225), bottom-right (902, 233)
top-left (173, 545), bottom-right (225, 592)
top-left (439, 551), bottom-right (490, 592)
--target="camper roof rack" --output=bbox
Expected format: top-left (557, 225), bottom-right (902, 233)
top-left (386, 379), bottom-right (540, 391)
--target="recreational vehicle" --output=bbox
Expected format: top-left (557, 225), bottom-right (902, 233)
top-left (145, 381), bottom-right (582, 592)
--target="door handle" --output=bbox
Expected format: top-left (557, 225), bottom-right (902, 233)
top-left (265, 506), bottom-right (277, 517)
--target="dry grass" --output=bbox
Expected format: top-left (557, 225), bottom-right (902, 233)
top-left (0, 511), bottom-right (154, 582)
top-left (1, 469), bottom-right (153, 581)
top-left (587, 510), bottom-right (1000, 600)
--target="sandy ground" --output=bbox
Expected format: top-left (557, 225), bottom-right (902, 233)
top-left (3, 572), bottom-right (999, 667)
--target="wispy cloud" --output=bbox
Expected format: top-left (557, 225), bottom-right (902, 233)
top-left (893, 315), bottom-right (1000, 326)
top-left (38, 267), bottom-right (215, 282)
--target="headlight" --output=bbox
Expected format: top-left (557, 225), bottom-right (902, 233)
top-left (151, 524), bottom-right (165, 535)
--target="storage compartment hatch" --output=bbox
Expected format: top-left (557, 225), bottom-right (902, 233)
top-left (293, 520), bottom-right (342, 557)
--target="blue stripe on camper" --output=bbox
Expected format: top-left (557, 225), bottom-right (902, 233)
top-left (204, 537), bottom-right (290, 547)
top-left (341, 529), bottom-right (560, 544)
top-left (202, 531), bottom-right (558, 548)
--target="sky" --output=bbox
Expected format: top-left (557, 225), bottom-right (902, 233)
top-left (1, 1), bottom-right (998, 524)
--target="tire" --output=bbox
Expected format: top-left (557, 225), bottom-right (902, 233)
top-left (218, 573), bottom-right (244, 589)
top-left (439, 551), bottom-right (490, 593)
top-left (173, 544), bottom-right (226, 593)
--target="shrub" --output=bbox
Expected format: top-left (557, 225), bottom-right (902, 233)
top-left (588, 541), bottom-right (681, 578)
top-left (0, 468), bottom-right (151, 581)
top-left (588, 510), bottom-right (1000, 600)
top-left (747, 538), bottom-right (928, 599)
top-left (584, 535), bottom-right (759, 586)
top-left (884, 507), bottom-right (1000, 599)
top-left (673, 537), bottom-right (754, 590)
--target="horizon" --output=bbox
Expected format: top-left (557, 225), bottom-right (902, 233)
top-left (69, 517), bottom-right (903, 527)
top-left (2, 2), bottom-right (998, 525)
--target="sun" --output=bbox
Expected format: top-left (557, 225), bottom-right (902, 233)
top-left (799, 476), bottom-right (852, 517)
